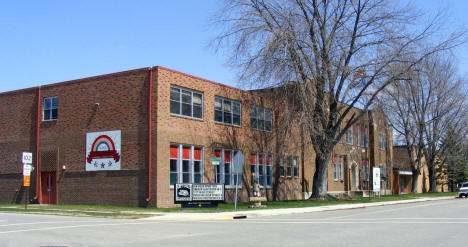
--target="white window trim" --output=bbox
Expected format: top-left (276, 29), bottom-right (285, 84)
top-left (214, 96), bottom-right (242, 127)
top-left (279, 155), bottom-right (285, 178)
top-left (215, 149), bottom-right (242, 188)
top-left (250, 105), bottom-right (272, 132)
top-left (169, 144), bottom-right (204, 188)
top-left (293, 156), bottom-right (299, 178)
top-left (170, 85), bottom-right (204, 120)
top-left (346, 127), bottom-right (353, 145)
top-left (43, 96), bottom-right (58, 121)
top-left (333, 163), bottom-right (338, 181)
top-left (251, 153), bottom-right (273, 188)
top-left (378, 133), bottom-right (386, 150)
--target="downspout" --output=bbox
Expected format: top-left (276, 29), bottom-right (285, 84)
top-left (34, 86), bottom-right (41, 201)
top-left (146, 69), bottom-right (153, 203)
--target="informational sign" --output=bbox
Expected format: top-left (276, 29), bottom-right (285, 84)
top-left (232, 151), bottom-right (244, 174)
top-left (373, 167), bottom-right (381, 192)
top-left (85, 130), bottom-right (121, 171)
top-left (22, 152), bottom-right (33, 164)
top-left (210, 157), bottom-right (220, 166)
top-left (23, 175), bottom-right (30, 187)
top-left (174, 183), bottom-right (225, 208)
top-left (23, 164), bottom-right (32, 176)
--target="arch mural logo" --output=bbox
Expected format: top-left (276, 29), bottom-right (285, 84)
top-left (85, 130), bottom-right (121, 171)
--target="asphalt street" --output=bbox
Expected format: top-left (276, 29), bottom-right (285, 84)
top-left (0, 199), bottom-right (467, 247)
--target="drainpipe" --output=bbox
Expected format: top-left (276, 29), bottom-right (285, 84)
top-left (146, 69), bottom-right (153, 203)
top-left (34, 86), bottom-right (41, 201)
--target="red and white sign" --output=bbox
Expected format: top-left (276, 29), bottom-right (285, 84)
top-left (85, 130), bottom-right (121, 171)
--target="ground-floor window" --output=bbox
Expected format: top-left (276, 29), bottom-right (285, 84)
top-left (214, 149), bottom-right (242, 187)
top-left (361, 159), bottom-right (369, 181)
top-left (279, 155), bottom-right (285, 177)
top-left (251, 153), bottom-right (273, 187)
top-left (333, 155), bottom-right (343, 181)
top-left (170, 144), bottom-right (203, 186)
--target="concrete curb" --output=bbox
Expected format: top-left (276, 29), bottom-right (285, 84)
top-left (141, 196), bottom-right (455, 221)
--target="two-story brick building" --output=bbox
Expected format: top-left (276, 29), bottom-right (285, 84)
top-left (0, 66), bottom-right (392, 207)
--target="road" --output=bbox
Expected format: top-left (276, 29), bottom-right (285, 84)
top-left (0, 199), bottom-right (467, 247)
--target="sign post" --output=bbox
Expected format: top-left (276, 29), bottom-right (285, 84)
top-left (232, 151), bottom-right (244, 211)
top-left (22, 152), bottom-right (33, 209)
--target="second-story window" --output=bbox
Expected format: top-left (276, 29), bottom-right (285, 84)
top-left (250, 105), bottom-right (272, 131)
top-left (346, 123), bottom-right (353, 145)
top-left (378, 133), bottom-right (386, 150)
top-left (170, 85), bottom-right (203, 119)
top-left (214, 97), bottom-right (241, 126)
top-left (43, 97), bottom-right (58, 121)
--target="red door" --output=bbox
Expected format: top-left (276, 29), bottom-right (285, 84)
top-left (40, 172), bottom-right (57, 204)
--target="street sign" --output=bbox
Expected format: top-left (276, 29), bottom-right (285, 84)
top-left (23, 175), bottom-right (30, 187)
top-left (210, 157), bottom-right (220, 166)
top-left (232, 151), bottom-right (244, 174)
top-left (22, 152), bottom-right (33, 164)
top-left (23, 164), bottom-right (32, 176)
top-left (373, 167), bottom-right (381, 192)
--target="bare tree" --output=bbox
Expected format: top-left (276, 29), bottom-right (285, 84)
top-left (212, 0), bottom-right (464, 199)
top-left (380, 67), bottom-right (426, 193)
top-left (381, 54), bottom-right (467, 193)
top-left (420, 56), bottom-right (467, 192)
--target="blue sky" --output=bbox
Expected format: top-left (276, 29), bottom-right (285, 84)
top-left (0, 0), bottom-right (467, 93)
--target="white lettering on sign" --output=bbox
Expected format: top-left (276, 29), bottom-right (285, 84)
top-left (174, 183), bottom-right (225, 203)
top-left (22, 152), bottom-right (33, 164)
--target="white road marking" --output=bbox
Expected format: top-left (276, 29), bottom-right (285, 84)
top-left (0, 220), bottom-right (110, 227)
top-left (245, 217), bottom-right (468, 221)
top-left (0, 221), bottom-right (161, 234)
top-left (201, 220), bottom-right (468, 224)
top-left (330, 200), bottom-right (455, 219)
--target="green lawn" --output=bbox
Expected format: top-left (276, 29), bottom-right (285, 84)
top-left (0, 192), bottom-right (456, 218)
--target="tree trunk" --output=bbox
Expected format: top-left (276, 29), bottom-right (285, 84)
top-left (311, 155), bottom-right (330, 199)
top-left (428, 166), bottom-right (436, 193)
top-left (411, 169), bottom-right (419, 193)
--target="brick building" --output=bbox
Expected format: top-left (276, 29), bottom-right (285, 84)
top-left (0, 66), bottom-right (393, 207)
top-left (392, 146), bottom-right (448, 194)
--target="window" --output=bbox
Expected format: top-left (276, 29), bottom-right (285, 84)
top-left (214, 97), bottom-right (241, 126)
top-left (339, 156), bottom-right (343, 181)
top-left (362, 159), bottom-right (369, 181)
top-left (355, 125), bottom-right (361, 146)
top-left (333, 157), bottom-right (338, 181)
top-left (293, 157), bottom-right (299, 178)
top-left (333, 156), bottom-right (343, 181)
top-left (251, 153), bottom-right (273, 187)
top-left (378, 133), bottom-right (386, 150)
top-left (380, 166), bottom-right (387, 181)
top-left (215, 149), bottom-right (242, 187)
top-left (250, 105), bottom-right (272, 131)
top-left (266, 155), bottom-right (273, 187)
top-left (364, 126), bottom-right (368, 147)
top-left (287, 156), bottom-right (293, 177)
top-left (43, 97), bottom-right (58, 121)
top-left (279, 155), bottom-right (285, 177)
top-left (170, 85), bottom-right (203, 119)
top-left (169, 144), bottom-right (203, 186)
top-left (346, 123), bottom-right (353, 145)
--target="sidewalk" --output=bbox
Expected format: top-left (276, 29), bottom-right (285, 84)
top-left (141, 196), bottom-right (455, 221)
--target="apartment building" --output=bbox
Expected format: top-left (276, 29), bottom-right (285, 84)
top-left (0, 66), bottom-right (392, 207)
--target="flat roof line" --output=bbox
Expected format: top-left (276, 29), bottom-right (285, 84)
top-left (0, 66), bottom-right (248, 96)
